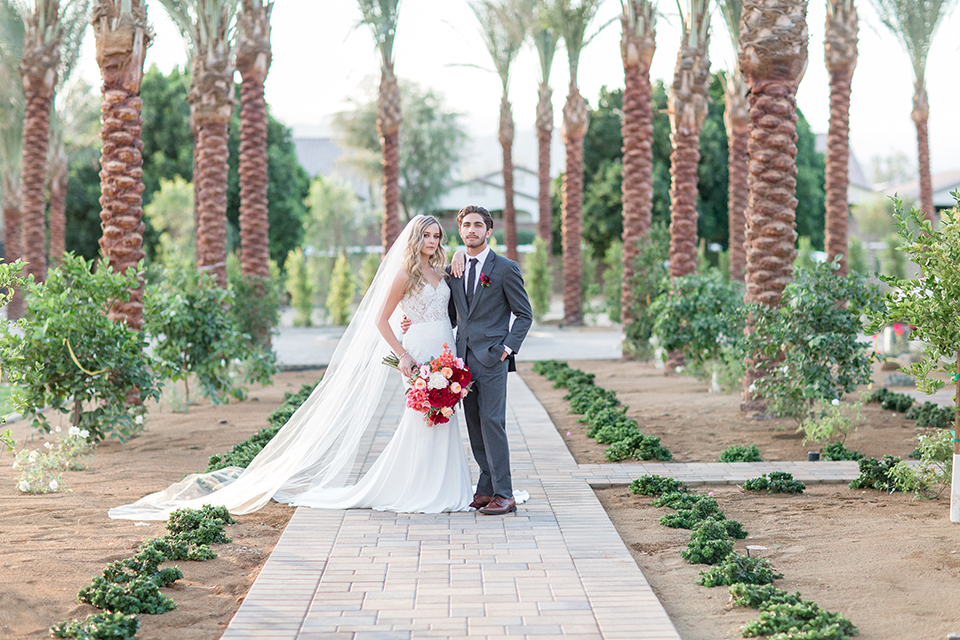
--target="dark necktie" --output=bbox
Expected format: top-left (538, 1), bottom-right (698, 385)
top-left (465, 258), bottom-right (479, 308)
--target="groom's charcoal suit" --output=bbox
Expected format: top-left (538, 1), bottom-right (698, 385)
top-left (448, 251), bottom-right (532, 499)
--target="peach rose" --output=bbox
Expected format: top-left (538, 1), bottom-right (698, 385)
top-left (450, 382), bottom-right (461, 394)
top-left (441, 406), bottom-right (454, 417)
top-left (414, 378), bottom-right (427, 390)
top-left (441, 367), bottom-right (454, 379)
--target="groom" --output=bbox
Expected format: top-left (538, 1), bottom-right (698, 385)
top-left (449, 205), bottom-right (532, 515)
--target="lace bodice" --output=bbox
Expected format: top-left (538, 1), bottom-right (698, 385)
top-left (401, 280), bottom-right (450, 324)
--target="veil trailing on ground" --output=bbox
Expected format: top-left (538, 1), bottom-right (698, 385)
top-left (109, 218), bottom-right (426, 520)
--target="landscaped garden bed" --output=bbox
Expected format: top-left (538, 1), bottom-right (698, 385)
top-left (0, 369), bottom-right (321, 640)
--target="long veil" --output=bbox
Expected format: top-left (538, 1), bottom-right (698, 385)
top-left (109, 217), bottom-right (426, 520)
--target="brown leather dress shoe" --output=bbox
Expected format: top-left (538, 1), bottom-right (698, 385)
top-left (469, 493), bottom-right (493, 510)
top-left (478, 495), bottom-right (517, 515)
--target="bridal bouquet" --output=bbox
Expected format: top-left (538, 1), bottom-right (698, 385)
top-left (383, 343), bottom-right (472, 426)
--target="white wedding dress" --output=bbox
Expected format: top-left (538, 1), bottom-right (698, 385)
top-left (287, 280), bottom-right (472, 513)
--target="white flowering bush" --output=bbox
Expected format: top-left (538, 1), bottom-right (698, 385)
top-left (12, 426), bottom-right (94, 493)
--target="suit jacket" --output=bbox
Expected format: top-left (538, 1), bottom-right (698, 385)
top-left (447, 250), bottom-right (533, 371)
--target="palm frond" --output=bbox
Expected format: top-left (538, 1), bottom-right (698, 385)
top-left (870, 0), bottom-right (958, 87)
top-left (56, 0), bottom-right (92, 90)
top-left (471, 0), bottom-right (532, 91)
top-left (716, 0), bottom-right (740, 53)
top-left (356, 0), bottom-right (401, 68)
top-left (547, 0), bottom-right (608, 85)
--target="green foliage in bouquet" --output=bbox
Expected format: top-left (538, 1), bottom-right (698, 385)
top-left (743, 472), bottom-right (806, 494)
top-left (696, 552), bottom-right (783, 588)
top-left (742, 259), bottom-right (884, 423)
top-left (719, 445), bottom-right (762, 463)
top-left (145, 266), bottom-right (276, 406)
top-left (0, 256), bottom-right (159, 441)
top-left (629, 475), bottom-right (688, 496)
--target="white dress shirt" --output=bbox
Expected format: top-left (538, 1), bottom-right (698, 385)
top-left (463, 246), bottom-right (511, 356)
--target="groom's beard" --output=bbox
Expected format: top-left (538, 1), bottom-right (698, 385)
top-left (462, 236), bottom-right (488, 250)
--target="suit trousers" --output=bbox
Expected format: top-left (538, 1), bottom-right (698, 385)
top-left (462, 346), bottom-right (512, 499)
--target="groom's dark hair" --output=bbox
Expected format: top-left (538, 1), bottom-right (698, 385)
top-left (457, 205), bottom-right (494, 230)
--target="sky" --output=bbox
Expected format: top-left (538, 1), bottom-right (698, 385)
top-left (76, 0), bottom-right (960, 179)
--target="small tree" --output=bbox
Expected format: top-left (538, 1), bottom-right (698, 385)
top-left (0, 256), bottom-right (159, 441)
top-left (526, 236), bottom-right (553, 323)
top-left (867, 194), bottom-right (960, 522)
top-left (284, 247), bottom-right (316, 327)
top-left (326, 253), bottom-right (357, 326)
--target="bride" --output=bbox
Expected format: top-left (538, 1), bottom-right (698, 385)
top-left (110, 215), bottom-right (474, 519)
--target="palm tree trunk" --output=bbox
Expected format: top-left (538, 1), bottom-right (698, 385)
top-left (536, 84), bottom-right (553, 254)
top-left (195, 119), bottom-right (230, 288)
top-left (724, 73), bottom-right (749, 283)
top-left (620, 26), bottom-right (655, 332)
top-left (378, 66), bottom-right (402, 252)
top-left (824, 2), bottom-right (857, 275)
top-left (98, 87), bottom-right (148, 329)
top-left (824, 69), bottom-right (852, 274)
top-left (499, 95), bottom-right (518, 262)
top-left (2, 198), bottom-right (23, 319)
top-left (19, 80), bottom-right (55, 286)
top-left (238, 75), bottom-right (270, 281)
top-left (48, 157), bottom-right (67, 267)
top-left (912, 85), bottom-right (934, 222)
top-left (561, 84), bottom-right (588, 327)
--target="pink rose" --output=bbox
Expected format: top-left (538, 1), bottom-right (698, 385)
top-left (455, 357), bottom-right (465, 368)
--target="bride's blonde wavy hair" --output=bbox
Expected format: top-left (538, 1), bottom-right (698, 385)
top-left (401, 215), bottom-right (447, 296)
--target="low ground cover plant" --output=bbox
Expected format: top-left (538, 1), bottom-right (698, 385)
top-left (890, 429), bottom-right (953, 499)
top-left (719, 445), bottom-right (762, 463)
top-left (820, 441), bottom-right (864, 461)
top-left (742, 472), bottom-right (806, 494)
top-left (56, 505), bottom-right (235, 637)
top-left (906, 401), bottom-right (954, 430)
top-left (533, 360), bottom-right (672, 462)
top-left (849, 455), bottom-right (902, 493)
top-left (629, 474), bottom-right (688, 496)
top-left (741, 601), bottom-right (857, 639)
top-left (865, 387), bottom-right (914, 413)
top-left (697, 552), bottom-right (782, 588)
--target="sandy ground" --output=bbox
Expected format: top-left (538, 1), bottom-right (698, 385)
top-left (0, 370), bottom-right (321, 639)
top-left (519, 360), bottom-right (960, 640)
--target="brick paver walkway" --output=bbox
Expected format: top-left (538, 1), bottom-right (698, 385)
top-left (223, 375), bottom-right (860, 640)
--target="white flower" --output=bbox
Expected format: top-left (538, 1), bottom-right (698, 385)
top-left (748, 383), bottom-right (757, 393)
top-left (781, 365), bottom-right (789, 374)
top-left (427, 371), bottom-right (448, 390)
top-left (55, 426), bottom-right (62, 433)
top-left (48, 480), bottom-right (59, 491)
top-left (68, 426), bottom-right (81, 437)
top-left (44, 442), bottom-right (52, 449)
top-left (17, 480), bottom-right (30, 492)
top-left (831, 398), bottom-right (840, 406)
top-left (79, 429), bottom-right (90, 439)
top-left (11, 461), bottom-right (18, 469)
top-left (134, 415), bottom-right (144, 425)
top-left (28, 451), bottom-right (38, 463)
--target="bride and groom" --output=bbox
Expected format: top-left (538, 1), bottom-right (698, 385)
top-left (109, 205), bottom-right (532, 520)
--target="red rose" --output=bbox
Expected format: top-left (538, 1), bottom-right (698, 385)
top-left (479, 273), bottom-right (491, 287)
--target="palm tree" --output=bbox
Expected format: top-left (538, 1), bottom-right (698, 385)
top-left (667, 0), bottom-right (710, 279)
top-left (46, 0), bottom-right (92, 269)
top-left (618, 0), bottom-right (656, 334)
top-left (0, 0), bottom-right (24, 318)
top-left (550, 0), bottom-right (605, 327)
top-left (823, 0), bottom-right (858, 275)
top-left (236, 0), bottom-right (273, 287)
top-left (18, 0), bottom-right (63, 286)
top-left (532, 6), bottom-right (558, 255)
top-left (870, 0), bottom-right (957, 222)
top-left (471, 0), bottom-right (533, 263)
top-left (357, 0), bottom-right (402, 252)
top-left (91, 0), bottom-right (153, 328)
top-left (717, 0), bottom-right (747, 282)
top-left (160, 0), bottom-right (240, 289)
top-left (739, 0), bottom-right (808, 413)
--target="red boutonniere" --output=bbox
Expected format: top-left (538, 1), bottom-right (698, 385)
top-left (479, 273), bottom-right (492, 287)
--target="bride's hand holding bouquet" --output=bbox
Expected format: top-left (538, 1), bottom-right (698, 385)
top-left (383, 343), bottom-right (472, 426)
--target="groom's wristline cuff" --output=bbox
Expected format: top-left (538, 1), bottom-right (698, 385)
top-left (503, 346), bottom-right (513, 355)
